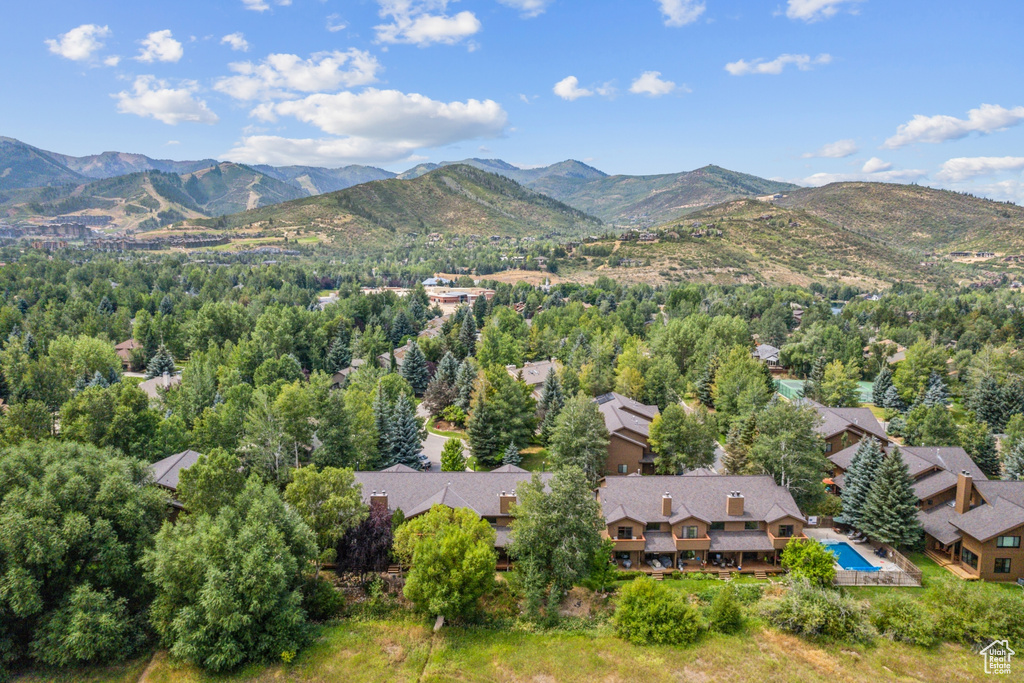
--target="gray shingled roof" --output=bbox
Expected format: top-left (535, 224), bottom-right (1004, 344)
top-left (708, 530), bottom-right (776, 552)
top-left (644, 532), bottom-right (677, 553)
top-left (918, 480), bottom-right (1024, 545)
top-left (805, 400), bottom-right (887, 441)
top-left (753, 344), bottom-right (780, 362)
top-left (599, 475), bottom-right (804, 525)
top-left (595, 392), bottom-right (659, 439)
top-left (507, 359), bottom-right (561, 388)
top-left (830, 444), bottom-right (987, 483)
top-left (149, 449), bottom-right (202, 491)
top-left (918, 504), bottom-right (962, 546)
top-left (352, 469), bottom-right (553, 520)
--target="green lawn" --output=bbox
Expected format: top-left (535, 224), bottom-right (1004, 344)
top-left (843, 551), bottom-right (1020, 602)
top-left (31, 619), bottom-right (991, 683)
top-left (425, 417), bottom-right (466, 440)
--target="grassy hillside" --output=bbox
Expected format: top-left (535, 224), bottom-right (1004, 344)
top-left (196, 164), bottom-right (604, 247)
top-left (550, 165), bottom-right (799, 224)
top-left (0, 137), bottom-right (84, 191)
top-left (776, 182), bottom-right (1024, 252)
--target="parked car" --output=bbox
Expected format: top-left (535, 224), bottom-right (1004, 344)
top-left (417, 453), bottom-right (431, 470)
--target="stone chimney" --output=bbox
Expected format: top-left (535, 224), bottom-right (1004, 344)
top-left (499, 490), bottom-right (516, 515)
top-left (727, 491), bottom-right (744, 517)
top-left (370, 489), bottom-right (389, 510)
top-left (662, 492), bottom-right (672, 517)
top-left (955, 471), bottom-right (973, 514)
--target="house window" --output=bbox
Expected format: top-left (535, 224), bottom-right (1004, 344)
top-left (825, 442), bottom-right (832, 453)
top-left (646, 522), bottom-right (661, 533)
top-left (616, 526), bottom-right (633, 540)
top-left (778, 525), bottom-right (794, 538)
top-left (710, 522), bottom-right (725, 531)
top-left (961, 548), bottom-right (979, 569)
top-left (994, 558), bottom-right (1012, 574)
top-left (996, 536), bottom-right (1021, 548)
top-left (617, 464), bottom-right (628, 474)
top-left (745, 521), bottom-right (760, 530)
top-left (680, 525), bottom-right (699, 539)
top-left (679, 550), bottom-right (698, 560)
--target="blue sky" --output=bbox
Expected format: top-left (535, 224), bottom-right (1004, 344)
top-left (3, 0), bottom-right (1023, 201)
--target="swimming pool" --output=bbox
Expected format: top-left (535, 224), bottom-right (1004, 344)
top-left (822, 541), bottom-right (880, 572)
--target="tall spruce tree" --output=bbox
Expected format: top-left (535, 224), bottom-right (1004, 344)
top-left (435, 351), bottom-right (460, 386)
top-left (401, 341), bottom-right (430, 394)
top-left (472, 292), bottom-right (488, 326)
top-left (538, 367), bottom-right (565, 443)
top-left (837, 437), bottom-right (885, 528)
top-left (882, 384), bottom-right (906, 413)
top-left (860, 449), bottom-right (923, 547)
top-left (145, 345), bottom-right (176, 379)
top-left (502, 441), bottom-right (521, 467)
top-left (459, 313), bottom-right (477, 357)
top-left (801, 355), bottom-right (827, 402)
top-left (872, 366), bottom-right (893, 406)
top-left (1005, 441), bottom-right (1024, 481)
top-left (325, 327), bottom-right (352, 373)
top-left (959, 417), bottom-right (1001, 479)
top-left (695, 355), bottom-right (718, 409)
top-left (922, 372), bottom-right (949, 407)
top-left (389, 394), bottom-right (421, 468)
top-left (372, 383), bottom-right (393, 463)
top-left (970, 375), bottom-right (1005, 430)
top-left (454, 359), bottom-right (476, 410)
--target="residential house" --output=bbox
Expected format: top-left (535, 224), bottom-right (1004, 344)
top-left (138, 372), bottom-right (182, 400)
top-left (114, 339), bottom-right (142, 370)
top-left (149, 449), bottom-right (203, 518)
top-left (352, 465), bottom-right (553, 566)
top-left (752, 343), bottom-right (784, 373)
top-left (598, 475), bottom-right (806, 572)
top-left (506, 359), bottom-right (562, 400)
top-left (802, 399), bottom-right (889, 454)
top-left (594, 392), bottom-right (660, 476)
top-left (331, 358), bottom-right (366, 388)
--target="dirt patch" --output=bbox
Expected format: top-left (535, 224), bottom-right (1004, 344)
top-left (558, 587), bottom-right (602, 618)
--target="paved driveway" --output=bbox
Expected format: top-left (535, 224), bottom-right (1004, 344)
top-left (420, 431), bottom-right (447, 470)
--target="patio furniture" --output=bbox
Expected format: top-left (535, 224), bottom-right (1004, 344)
top-left (650, 559), bottom-right (662, 569)
top-left (622, 559), bottom-right (632, 569)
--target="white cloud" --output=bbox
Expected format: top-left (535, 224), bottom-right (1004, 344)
top-left (242, 0), bottom-right (292, 11)
top-left (883, 104), bottom-right (1024, 149)
top-left (115, 76), bottom-right (219, 125)
top-left (786, 0), bottom-right (863, 22)
top-left (221, 33), bottom-right (249, 52)
top-left (260, 89), bottom-right (506, 145)
top-left (802, 167), bottom-right (927, 186)
top-left (629, 71), bottom-right (678, 96)
top-left (226, 135), bottom-right (426, 165)
top-left (165, 140), bottom-right (181, 145)
top-left (861, 157), bottom-right (892, 173)
top-left (375, 1), bottom-right (481, 46)
top-left (103, 55), bottom-right (121, 67)
top-left (45, 24), bottom-right (110, 61)
top-left (326, 14), bottom-right (347, 32)
top-left (215, 50), bottom-right (381, 101)
top-left (802, 139), bottom-right (858, 158)
top-left (553, 76), bottom-right (593, 101)
top-left (726, 53), bottom-right (832, 76)
top-left (497, 0), bottom-right (553, 18)
top-left (936, 156), bottom-right (1024, 182)
top-left (657, 0), bottom-right (705, 27)
top-left (136, 30), bottom-right (184, 63)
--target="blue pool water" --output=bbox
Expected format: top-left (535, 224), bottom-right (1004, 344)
top-left (823, 541), bottom-right (881, 571)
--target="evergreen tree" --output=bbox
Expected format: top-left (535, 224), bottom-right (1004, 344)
top-left (970, 375), bottom-right (1004, 429)
top-left (97, 295), bottom-right (115, 315)
top-left (538, 367), bottom-right (565, 443)
top-left (87, 370), bottom-right (109, 388)
top-left (502, 441), bottom-right (521, 467)
top-left (872, 366), bottom-right (894, 406)
top-left (435, 351), bottom-right (460, 387)
top-left (959, 417), bottom-right (1001, 479)
top-left (440, 437), bottom-right (467, 471)
top-left (860, 450), bottom-right (923, 547)
top-left (882, 384), bottom-right (906, 413)
top-left (548, 394), bottom-right (610, 485)
top-left (390, 310), bottom-right (415, 345)
top-left (325, 327), bottom-right (352, 374)
top-left (695, 355), bottom-right (718, 409)
top-left (401, 341), bottom-right (429, 394)
top-left (158, 295), bottom-right (174, 316)
top-left (837, 437), bottom-right (885, 528)
top-left (145, 345), bottom-right (176, 379)
top-left (454, 359), bottom-right (476, 410)
top-left (388, 347), bottom-right (397, 373)
top-left (801, 355), bottom-right (827, 402)
top-left (389, 394), bottom-right (421, 468)
top-left (1005, 441), bottom-right (1024, 480)
top-left (472, 292), bottom-right (488, 327)
top-left (922, 372), bottom-right (949, 407)
top-left (459, 313), bottom-right (477, 357)
top-left (372, 383), bottom-right (393, 463)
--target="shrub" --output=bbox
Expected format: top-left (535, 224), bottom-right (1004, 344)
top-left (300, 576), bottom-right (346, 622)
top-left (613, 575), bottom-right (702, 646)
top-left (761, 580), bottom-right (874, 644)
top-left (870, 593), bottom-right (936, 647)
top-left (708, 584), bottom-right (744, 634)
top-left (930, 579), bottom-right (1024, 646)
top-left (440, 405), bottom-right (467, 427)
top-left (780, 538), bottom-right (837, 587)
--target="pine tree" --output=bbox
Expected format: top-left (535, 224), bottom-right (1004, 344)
top-left (389, 394), bottom-right (421, 469)
top-left (459, 313), bottom-right (477, 357)
top-left (390, 310), bottom-right (414, 345)
top-left (454, 359), bottom-right (476, 410)
top-left (373, 384), bottom-right (394, 464)
top-left (98, 295), bottom-right (115, 315)
top-left (401, 341), bottom-right (429, 395)
top-left (802, 356), bottom-right (827, 402)
top-left (837, 437), bottom-right (885, 528)
top-left (882, 384), bottom-right (906, 413)
top-left (159, 295), bottom-right (174, 316)
top-left (440, 437), bottom-right (467, 471)
top-left (538, 367), bottom-right (565, 443)
top-left (872, 366), bottom-right (893, 406)
top-left (960, 418), bottom-right (1001, 479)
top-left (388, 347), bottom-right (397, 373)
top-left (87, 370), bottom-right (109, 388)
top-left (922, 372), bottom-right (948, 407)
top-left (472, 292), bottom-right (488, 326)
top-left (435, 351), bottom-right (460, 387)
top-left (1004, 441), bottom-right (1024, 480)
top-left (759, 358), bottom-right (776, 396)
top-left (860, 449), bottom-right (923, 547)
top-left (502, 441), bottom-right (521, 467)
top-left (325, 327), bottom-right (352, 373)
top-left (695, 355), bottom-right (718, 409)
top-left (145, 345), bottom-right (176, 379)
top-left (970, 375), bottom-right (1004, 430)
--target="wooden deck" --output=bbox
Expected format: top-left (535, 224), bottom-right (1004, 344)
top-left (924, 548), bottom-right (978, 580)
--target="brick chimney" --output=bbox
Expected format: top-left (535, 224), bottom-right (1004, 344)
top-left (499, 490), bottom-right (516, 515)
top-left (662, 492), bottom-right (672, 517)
top-left (955, 471), bottom-right (973, 514)
top-left (726, 491), bottom-right (744, 516)
top-left (370, 490), bottom-right (389, 510)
